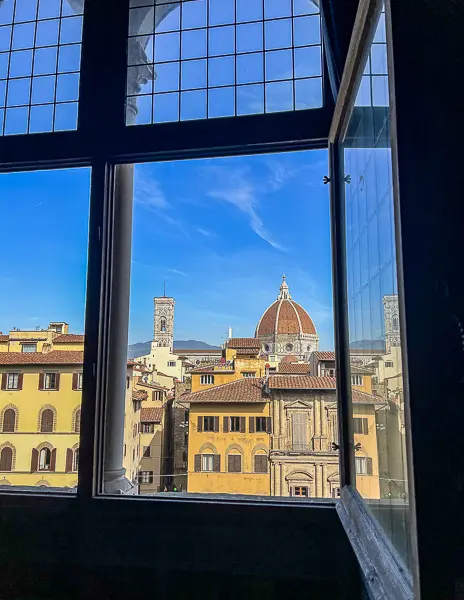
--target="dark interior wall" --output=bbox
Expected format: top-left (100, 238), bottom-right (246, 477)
top-left (389, 0), bottom-right (464, 597)
top-left (0, 497), bottom-right (361, 600)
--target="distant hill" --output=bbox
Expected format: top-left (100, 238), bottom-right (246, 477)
top-left (128, 339), bottom-right (219, 358)
top-left (350, 339), bottom-right (386, 351)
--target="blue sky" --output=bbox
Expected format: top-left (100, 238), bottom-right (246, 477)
top-left (0, 150), bottom-right (335, 349)
top-left (130, 150), bottom-right (334, 347)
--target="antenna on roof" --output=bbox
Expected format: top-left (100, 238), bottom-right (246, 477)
top-left (163, 280), bottom-right (166, 297)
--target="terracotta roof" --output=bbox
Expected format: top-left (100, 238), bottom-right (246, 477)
top-left (132, 390), bottom-right (148, 401)
top-left (53, 334), bottom-right (84, 343)
top-left (256, 299), bottom-right (316, 336)
top-left (227, 338), bottom-right (262, 349)
top-left (156, 371), bottom-right (175, 378)
top-left (182, 377), bottom-right (267, 404)
top-left (191, 365), bottom-right (234, 374)
top-left (268, 375), bottom-right (385, 405)
top-left (281, 354), bottom-right (298, 363)
top-left (137, 381), bottom-right (167, 391)
top-left (0, 335), bottom-right (9, 342)
top-left (0, 351), bottom-right (83, 365)
top-left (141, 407), bottom-right (163, 423)
top-left (351, 365), bottom-right (374, 375)
top-left (278, 363), bottom-right (311, 374)
top-left (174, 349), bottom-right (221, 354)
top-left (312, 351), bottom-right (335, 361)
top-left (235, 348), bottom-right (260, 355)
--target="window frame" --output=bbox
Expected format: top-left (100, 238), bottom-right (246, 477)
top-left (0, 1), bottom-right (422, 597)
top-left (6, 373), bottom-right (20, 390)
top-left (201, 454), bottom-right (214, 472)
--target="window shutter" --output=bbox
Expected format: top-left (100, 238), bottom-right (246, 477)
top-left (363, 418), bottom-right (368, 435)
top-left (266, 417), bottom-right (272, 433)
top-left (51, 448), bottom-right (57, 472)
top-left (17, 373), bottom-right (23, 391)
top-left (3, 409), bottom-right (15, 432)
top-left (65, 448), bottom-right (73, 472)
top-left (240, 416), bottom-right (246, 433)
top-left (255, 455), bottom-right (267, 473)
top-left (38, 373), bottom-right (44, 390)
top-left (72, 373), bottom-right (78, 390)
top-left (31, 448), bottom-right (38, 472)
top-left (55, 373), bottom-right (60, 391)
top-left (197, 416), bottom-right (202, 432)
top-left (213, 454), bottom-right (220, 472)
top-left (223, 416), bottom-right (229, 433)
top-left (194, 454), bottom-right (201, 472)
top-left (214, 416), bottom-right (219, 432)
top-left (1, 373), bottom-right (6, 390)
top-left (0, 447), bottom-right (12, 471)
top-left (366, 457), bottom-right (373, 476)
top-left (249, 417), bottom-right (255, 433)
top-left (227, 454), bottom-right (234, 472)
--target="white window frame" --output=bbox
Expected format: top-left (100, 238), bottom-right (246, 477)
top-left (22, 343), bottom-right (37, 353)
top-left (200, 374), bottom-right (214, 385)
top-left (39, 448), bottom-right (51, 471)
top-left (44, 372), bottom-right (57, 390)
top-left (6, 373), bottom-right (19, 390)
top-left (355, 457), bottom-right (367, 475)
top-left (241, 372), bottom-right (256, 378)
top-left (229, 416), bottom-right (240, 432)
top-left (351, 375), bottom-right (363, 386)
top-left (73, 448), bottom-right (79, 472)
top-left (201, 454), bottom-right (214, 472)
top-left (77, 373), bottom-right (83, 390)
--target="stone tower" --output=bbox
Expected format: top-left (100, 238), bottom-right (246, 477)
top-left (154, 296), bottom-right (175, 352)
top-left (383, 294), bottom-right (400, 353)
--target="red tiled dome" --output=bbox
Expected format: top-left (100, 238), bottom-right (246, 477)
top-left (256, 299), bottom-right (317, 336)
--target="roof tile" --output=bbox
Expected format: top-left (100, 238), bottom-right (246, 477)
top-left (227, 338), bottom-right (262, 349)
top-left (140, 407), bottom-right (163, 423)
top-left (182, 377), bottom-right (266, 403)
top-left (53, 334), bottom-right (84, 343)
top-left (278, 363), bottom-right (310, 374)
top-left (0, 351), bottom-right (83, 365)
top-left (312, 351), bottom-right (336, 361)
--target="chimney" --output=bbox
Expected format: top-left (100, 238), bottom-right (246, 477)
top-left (228, 327), bottom-right (232, 339)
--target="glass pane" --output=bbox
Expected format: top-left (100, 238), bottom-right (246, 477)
top-left (0, 168), bottom-right (90, 492)
top-left (342, 8), bottom-right (412, 568)
top-left (0, 1), bottom-right (85, 135)
top-left (126, 0), bottom-right (323, 124)
top-left (103, 150), bottom-right (343, 500)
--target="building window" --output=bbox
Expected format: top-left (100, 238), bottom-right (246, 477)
top-left (142, 423), bottom-right (155, 433)
top-left (44, 373), bottom-right (58, 390)
top-left (2, 409), bottom-right (16, 433)
top-left (285, 344), bottom-right (293, 351)
top-left (227, 454), bottom-right (242, 473)
top-left (39, 448), bottom-right (51, 471)
top-left (256, 417), bottom-right (267, 433)
top-left (385, 361), bottom-right (394, 368)
top-left (242, 372), bottom-right (256, 378)
top-left (160, 318), bottom-right (166, 332)
top-left (203, 416), bottom-right (216, 432)
top-left (355, 457), bottom-right (373, 476)
top-left (184, 432), bottom-right (188, 446)
top-left (143, 446), bottom-right (151, 458)
top-left (40, 409), bottom-right (54, 433)
top-left (6, 373), bottom-right (19, 390)
top-left (74, 409), bottom-right (81, 433)
top-left (168, 361), bottom-right (176, 367)
top-left (293, 486), bottom-right (309, 497)
top-left (264, 344), bottom-right (270, 352)
top-left (200, 374), bottom-right (214, 385)
top-left (332, 487), bottom-right (341, 498)
top-left (140, 471), bottom-right (154, 484)
top-left (353, 417), bottom-right (368, 435)
top-left (254, 454), bottom-right (268, 473)
top-left (292, 412), bottom-right (308, 450)
top-left (73, 449), bottom-right (79, 472)
top-left (392, 316), bottom-right (399, 330)
top-left (201, 454), bottom-right (214, 472)
top-left (351, 375), bottom-right (363, 386)
top-left (77, 373), bottom-right (83, 390)
top-left (229, 416), bottom-right (241, 432)
top-left (0, 447), bottom-right (13, 471)
top-left (22, 343), bottom-right (37, 353)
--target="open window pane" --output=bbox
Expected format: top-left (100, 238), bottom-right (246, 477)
top-left (102, 150), bottom-right (349, 500)
top-left (0, 168), bottom-right (90, 491)
top-left (0, 0), bottom-right (85, 135)
top-left (342, 8), bottom-right (412, 568)
top-left (126, 0), bottom-right (322, 125)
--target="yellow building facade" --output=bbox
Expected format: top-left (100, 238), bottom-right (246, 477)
top-left (0, 326), bottom-right (143, 489)
top-left (186, 378), bottom-right (271, 496)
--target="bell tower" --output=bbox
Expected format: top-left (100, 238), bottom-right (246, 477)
top-left (154, 294), bottom-right (175, 353)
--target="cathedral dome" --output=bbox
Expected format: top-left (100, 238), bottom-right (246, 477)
top-left (255, 276), bottom-right (317, 337)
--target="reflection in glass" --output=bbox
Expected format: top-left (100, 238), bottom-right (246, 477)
top-left (126, 0), bottom-right (323, 125)
top-left (343, 9), bottom-right (412, 568)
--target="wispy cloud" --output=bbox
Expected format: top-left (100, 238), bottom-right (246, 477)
top-left (134, 171), bottom-right (169, 210)
top-left (207, 167), bottom-right (287, 251)
top-left (196, 227), bottom-right (216, 238)
top-left (167, 268), bottom-right (188, 277)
